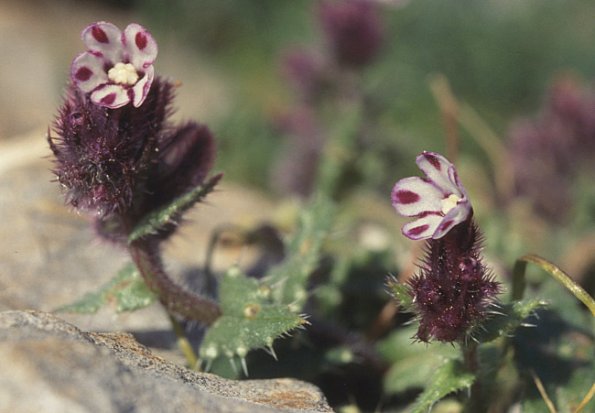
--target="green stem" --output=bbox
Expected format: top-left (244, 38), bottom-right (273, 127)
top-left (461, 341), bottom-right (484, 413)
top-left (512, 254), bottom-right (595, 316)
top-left (168, 314), bottom-right (199, 369)
top-left (314, 71), bottom-right (363, 200)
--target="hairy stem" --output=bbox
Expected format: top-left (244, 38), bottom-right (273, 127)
top-left (462, 341), bottom-right (485, 413)
top-left (129, 239), bottom-right (221, 325)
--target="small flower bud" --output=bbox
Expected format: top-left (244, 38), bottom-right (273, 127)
top-left (318, 0), bottom-right (384, 68)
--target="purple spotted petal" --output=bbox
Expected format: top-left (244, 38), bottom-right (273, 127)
top-left (392, 176), bottom-right (443, 217)
top-left (82, 21), bottom-right (123, 64)
top-left (90, 84), bottom-right (130, 108)
top-left (71, 52), bottom-right (108, 92)
top-left (131, 66), bottom-right (154, 107)
top-left (447, 164), bottom-right (468, 199)
top-left (431, 202), bottom-right (471, 239)
top-left (392, 151), bottom-right (473, 240)
top-left (123, 23), bottom-right (158, 70)
top-left (402, 214), bottom-right (443, 240)
top-left (416, 151), bottom-right (461, 196)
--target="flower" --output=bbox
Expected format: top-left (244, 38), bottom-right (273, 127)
top-left (281, 48), bottom-right (330, 102)
top-left (407, 221), bottom-right (501, 342)
top-left (508, 76), bottom-right (595, 223)
top-left (318, 0), bottom-right (384, 68)
top-left (49, 78), bottom-right (174, 217)
top-left (71, 21), bottom-right (158, 109)
top-left (50, 74), bottom-right (217, 236)
top-left (389, 152), bottom-right (500, 342)
top-left (391, 151), bottom-right (471, 240)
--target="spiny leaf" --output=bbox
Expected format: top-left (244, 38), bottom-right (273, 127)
top-left (200, 268), bottom-right (306, 365)
top-left (409, 359), bottom-right (475, 413)
top-left (473, 299), bottom-right (547, 343)
top-left (56, 263), bottom-right (156, 314)
top-left (128, 174), bottom-right (222, 243)
top-left (386, 276), bottom-right (414, 311)
top-left (266, 195), bottom-right (335, 310)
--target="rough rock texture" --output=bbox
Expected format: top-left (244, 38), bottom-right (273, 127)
top-left (0, 310), bottom-right (332, 413)
top-left (0, 135), bottom-right (332, 413)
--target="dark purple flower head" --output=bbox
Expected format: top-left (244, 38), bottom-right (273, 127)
top-left (281, 48), bottom-right (330, 102)
top-left (271, 107), bottom-right (323, 197)
top-left (49, 77), bottom-right (173, 217)
top-left (508, 76), bottom-right (595, 223)
top-left (392, 152), bottom-right (500, 343)
top-left (409, 220), bottom-right (500, 342)
top-left (71, 22), bottom-right (157, 109)
top-left (392, 151), bottom-right (471, 240)
top-left (318, 0), bottom-right (384, 68)
top-left (49, 22), bottom-right (217, 240)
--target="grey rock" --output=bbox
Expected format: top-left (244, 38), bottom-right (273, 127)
top-left (0, 132), bottom-right (333, 413)
top-left (0, 310), bottom-right (333, 413)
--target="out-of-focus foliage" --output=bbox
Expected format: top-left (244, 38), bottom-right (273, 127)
top-left (57, 263), bottom-right (156, 313)
top-left (138, 0), bottom-right (595, 185)
top-left (61, 1), bottom-right (595, 411)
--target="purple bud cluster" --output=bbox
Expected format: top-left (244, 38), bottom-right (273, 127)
top-left (281, 0), bottom-right (385, 100)
top-left (274, 0), bottom-right (386, 197)
top-left (48, 22), bottom-right (216, 243)
top-left (319, 0), bottom-right (384, 68)
top-left (508, 76), bottom-right (595, 222)
top-left (408, 219), bottom-right (500, 342)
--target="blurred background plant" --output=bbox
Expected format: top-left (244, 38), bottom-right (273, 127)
top-left (3, 0), bottom-right (595, 411)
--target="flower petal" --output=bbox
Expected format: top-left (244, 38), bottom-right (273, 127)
top-left (402, 214), bottom-right (443, 240)
top-left (71, 52), bottom-right (108, 92)
top-left (416, 151), bottom-right (461, 195)
top-left (392, 176), bottom-right (443, 217)
top-left (131, 66), bottom-right (154, 107)
top-left (82, 21), bottom-right (123, 63)
top-left (447, 164), bottom-right (469, 199)
top-left (90, 84), bottom-right (130, 109)
top-left (123, 23), bottom-right (158, 70)
top-left (431, 202), bottom-right (471, 239)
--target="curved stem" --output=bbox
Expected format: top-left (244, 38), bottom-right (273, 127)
top-left (129, 239), bottom-right (221, 325)
top-left (513, 254), bottom-right (595, 316)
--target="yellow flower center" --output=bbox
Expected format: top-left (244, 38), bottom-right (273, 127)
top-left (107, 62), bottom-right (139, 85)
top-left (441, 194), bottom-right (461, 215)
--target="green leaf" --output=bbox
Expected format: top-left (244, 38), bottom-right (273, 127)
top-left (473, 299), bottom-right (547, 343)
top-left (378, 327), bottom-right (459, 395)
top-left (266, 195), bottom-right (335, 311)
top-left (409, 359), bottom-right (475, 413)
top-left (200, 268), bottom-right (307, 365)
top-left (386, 276), bottom-right (414, 311)
top-left (128, 174), bottom-right (222, 243)
top-left (56, 263), bottom-right (156, 314)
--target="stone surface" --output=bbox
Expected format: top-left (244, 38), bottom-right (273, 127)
top-left (0, 130), bottom-right (330, 413)
top-left (0, 310), bottom-right (332, 413)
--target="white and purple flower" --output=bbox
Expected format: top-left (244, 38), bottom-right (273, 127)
top-left (71, 22), bottom-right (158, 109)
top-left (391, 151), bottom-right (471, 240)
